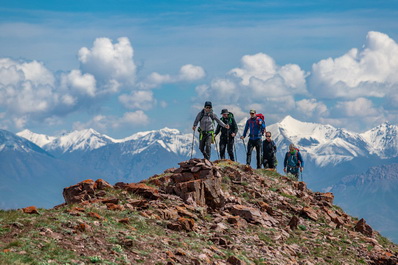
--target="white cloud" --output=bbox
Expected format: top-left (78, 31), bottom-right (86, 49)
top-left (78, 37), bottom-right (136, 87)
top-left (296, 98), bottom-right (328, 118)
top-left (310, 31), bottom-right (398, 99)
top-left (139, 64), bottom-right (205, 89)
top-left (119, 90), bottom-right (156, 110)
top-left (178, 64), bottom-right (206, 81)
top-left (334, 97), bottom-right (381, 117)
top-left (61, 70), bottom-right (97, 97)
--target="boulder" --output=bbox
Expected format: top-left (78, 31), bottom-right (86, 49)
top-left (63, 179), bottom-right (96, 204)
top-left (125, 183), bottom-right (160, 200)
top-left (354, 218), bottom-right (374, 238)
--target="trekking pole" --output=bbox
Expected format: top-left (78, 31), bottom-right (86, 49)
top-left (190, 130), bottom-right (195, 159)
top-left (237, 131), bottom-right (247, 153)
top-left (214, 134), bottom-right (220, 160)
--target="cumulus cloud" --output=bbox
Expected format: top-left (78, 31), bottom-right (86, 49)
top-left (119, 90), bottom-right (156, 110)
top-left (194, 52), bottom-right (308, 125)
top-left (296, 98), bottom-right (329, 118)
top-left (78, 37), bottom-right (136, 88)
top-left (139, 64), bottom-right (205, 89)
top-left (310, 31), bottom-right (398, 99)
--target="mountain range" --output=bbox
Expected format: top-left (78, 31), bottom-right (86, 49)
top-left (1, 115), bottom-right (398, 242)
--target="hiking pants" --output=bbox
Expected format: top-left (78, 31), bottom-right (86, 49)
top-left (246, 139), bottom-right (262, 168)
top-left (263, 154), bottom-right (276, 169)
top-left (287, 167), bottom-right (299, 179)
top-left (219, 136), bottom-right (235, 161)
top-left (199, 131), bottom-right (212, 160)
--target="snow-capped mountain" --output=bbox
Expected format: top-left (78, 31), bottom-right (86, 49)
top-left (267, 116), bottom-right (371, 167)
top-left (361, 122), bottom-right (398, 159)
top-left (18, 128), bottom-right (115, 155)
top-left (0, 130), bottom-right (88, 209)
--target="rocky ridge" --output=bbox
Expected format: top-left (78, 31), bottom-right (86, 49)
top-left (1, 159), bottom-right (397, 264)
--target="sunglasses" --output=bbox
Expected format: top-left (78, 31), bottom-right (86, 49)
top-left (266, 136), bottom-right (271, 138)
top-left (205, 107), bottom-right (211, 109)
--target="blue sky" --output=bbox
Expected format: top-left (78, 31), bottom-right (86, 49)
top-left (1, 0), bottom-right (398, 138)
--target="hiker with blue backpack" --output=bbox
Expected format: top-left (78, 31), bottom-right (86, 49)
top-left (192, 101), bottom-right (229, 160)
top-left (240, 109), bottom-right (266, 169)
top-left (283, 144), bottom-right (304, 179)
top-left (215, 109), bottom-right (238, 161)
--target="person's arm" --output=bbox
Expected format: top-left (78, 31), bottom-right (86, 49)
top-left (215, 123), bottom-right (221, 135)
top-left (232, 118), bottom-right (238, 135)
top-left (241, 120), bottom-right (249, 138)
top-left (192, 112), bottom-right (201, 130)
top-left (273, 141), bottom-right (277, 153)
top-left (283, 152), bottom-right (288, 172)
top-left (213, 114), bottom-right (227, 128)
top-left (298, 151), bottom-right (304, 169)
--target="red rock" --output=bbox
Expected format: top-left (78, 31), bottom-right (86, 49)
top-left (106, 203), bottom-right (124, 211)
top-left (63, 179), bottom-right (95, 204)
top-left (118, 218), bottom-right (130, 224)
top-left (94, 179), bottom-right (113, 190)
top-left (288, 216), bottom-right (300, 230)
top-left (101, 198), bottom-right (119, 204)
top-left (301, 207), bottom-right (318, 221)
top-left (228, 205), bottom-right (263, 223)
top-left (227, 255), bottom-right (247, 265)
top-left (125, 183), bottom-right (160, 200)
top-left (354, 218), bottom-right (373, 238)
top-left (178, 217), bottom-right (195, 231)
top-left (87, 212), bottom-right (103, 220)
top-left (314, 192), bottom-right (334, 204)
top-left (22, 206), bottom-right (39, 214)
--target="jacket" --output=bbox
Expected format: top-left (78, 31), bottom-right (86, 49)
top-left (215, 116), bottom-right (238, 138)
top-left (283, 150), bottom-right (304, 168)
top-left (263, 139), bottom-right (277, 157)
top-left (193, 110), bottom-right (226, 132)
top-left (243, 117), bottom-right (266, 140)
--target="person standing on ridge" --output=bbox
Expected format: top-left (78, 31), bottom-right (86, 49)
top-left (215, 109), bottom-right (238, 161)
top-left (193, 101), bottom-right (229, 160)
top-left (283, 144), bottom-right (304, 179)
top-left (263, 131), bottom-right (277, 170)
top-left (240, 109), bottom-right (265, 169)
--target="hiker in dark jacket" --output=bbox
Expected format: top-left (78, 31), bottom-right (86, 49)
top-left (283, 144), bottom-right (304, 179)
top-left (192, 101), bottom-right (229, 160)
top-left (263, 131), bottom-right (277, 169)
top-left (215, 109), bottom-right (238, 161)
top-left (240, 109), bottom-right (266, 169)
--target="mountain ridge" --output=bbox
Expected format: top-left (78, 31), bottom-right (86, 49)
top-left (1, 159), bottom-right (397, 264)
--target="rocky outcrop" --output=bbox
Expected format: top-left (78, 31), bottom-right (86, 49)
top-left (9, 159), bottom-right (395, 265)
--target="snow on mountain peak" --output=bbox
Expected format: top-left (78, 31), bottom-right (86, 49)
top-left (17, 129), bottom-right (56, 148)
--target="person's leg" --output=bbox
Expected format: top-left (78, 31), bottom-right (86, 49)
top-left (204, 134), bottom-right (212, 160)
top-left (199, 133), bottom-right (206, 158)
top-left (246, 139), bottom-right (254, 166)
top-left (227, 137), bottom-right (234, 161)
top-left (219, 137), bottom-right (227, 159)
top-left (255, 139), bottom-right (262, 169)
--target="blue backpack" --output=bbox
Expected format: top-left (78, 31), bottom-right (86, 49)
top-left (287, 150), bottom-right (300, 168)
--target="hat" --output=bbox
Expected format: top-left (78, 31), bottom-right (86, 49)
top-left (249, 109), bottom-right (256, 114)
top-left (221, 109), bottom-right (229, 114)
top-left (204, 101), bottom-right (212, 108)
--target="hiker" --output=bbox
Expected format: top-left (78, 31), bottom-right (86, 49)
top-left (263, 131), bottom-right (277, 169)
top-left (192, 101), bottom-right (229, 160)
top-left (240, 109), bottom-right (266, 169)
top-left (215, 109), bottom-right (238, 161)
top-left (283, 144), bottom-right (304, 179)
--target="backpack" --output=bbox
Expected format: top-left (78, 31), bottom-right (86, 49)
top-left (199, 109), bottom-right (215, 122)
top-left (256, 113), bottom-right (265, 135)
top-left (287, 148), bottom-right (300, 168)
